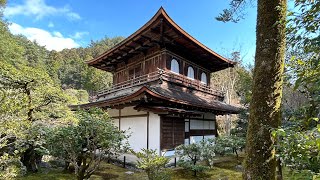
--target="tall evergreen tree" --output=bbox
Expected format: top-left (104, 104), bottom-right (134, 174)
top-left (244, 0), bottom-right (287, 179)
top-left (217, 0), bottom-right (287, 178)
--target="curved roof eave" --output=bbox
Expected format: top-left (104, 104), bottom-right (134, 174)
top-left (71, 86), bottom-right (239, 114)
top-left (86, 7), bottom-right (236, 66)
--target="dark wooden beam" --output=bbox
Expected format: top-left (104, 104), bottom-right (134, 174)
top-left (160, 18), bottom-right (164, 47)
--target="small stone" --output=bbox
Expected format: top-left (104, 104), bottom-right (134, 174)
top-left (235, 165), bottom-right (243, 171)
top-left (125, 171), bottom-right (134, 175)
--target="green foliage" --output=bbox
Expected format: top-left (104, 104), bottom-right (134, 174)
top-left (0, 3), bottom-right (123, 178)
top-left (56, 37), bottom-right (124, 91)
top-left (277, 0), bottom-right (320, 176)
top-left (235, 64), bottom-right (253, 106)
top-left (215, 0), bottom-right (247, 23)
top-left (176, 137), bottom-right (245, 172)
top-left (46, 108), bottom-right (129, 180)
top-left (175, 143), bottom-right (209, 176)
top-left (273, 121), bottom-right (320, 175)
top-left (0, 22), bottom-right (75, 174)
top-left (231, 109), bottom-right (248, 138)
top-left (287, 0), bottom-right (319, 55)
top-left (213, 136), bottom-right (245, 157)
top-left (0, 156), bottom-right (26, 180)
top-left (133, 148), bottom-right (171, 180)
top-left (286, 1), bottom-right (319, 121)
top-left (198, 139), bottom-right (216, 167)
top-left (64, 88), bottom-right (89, 105)
top-left (88, 36), bottom-right (124, 58)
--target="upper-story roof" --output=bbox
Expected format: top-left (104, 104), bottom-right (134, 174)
top-left (86, 7), bottom-right (236, 72)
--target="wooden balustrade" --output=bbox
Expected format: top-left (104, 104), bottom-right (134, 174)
top-left (93, 69), bottom-right (224, 100)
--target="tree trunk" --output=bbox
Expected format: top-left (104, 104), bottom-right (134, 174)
top-left (21, 145), bottom-right (39, 172)
top-left (243, 0), bottom-right (287, 179)
top-left (277, 159), bottom-right (283, 180)
top-left (64, 161), bottom-right (70, 171)
top-left (77, 164), bottom-right (86, 180)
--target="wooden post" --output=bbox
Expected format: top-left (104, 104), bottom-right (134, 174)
top-left (147, 112), bottom-right (149, 149)
top-left (194, 156), bottom-right (197, 177)
top-left (123, 156), bottom-right (126, 168)
top-left (119, 109), bottom-right (121, 131)
top-left (174, 157), bottom-right (177, 167)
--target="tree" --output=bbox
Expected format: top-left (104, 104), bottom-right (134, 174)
top-left (217, 0), bottom-right (287, 179)
top-left (0, 12), bottom-right (74, 174)
top-left (243, 1), bottom-right (287, 179)
top-left (46, 108), bottom-right (129, 180)
top-left (273, 0), bottom-right (320, 177)
top-left (211, 52), bottom-right (241, 135)
top-left (0, 61), bottom-right (72, 172)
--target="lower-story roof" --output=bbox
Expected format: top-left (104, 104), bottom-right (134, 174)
top-left (71, 86), bottom-right (240, 115)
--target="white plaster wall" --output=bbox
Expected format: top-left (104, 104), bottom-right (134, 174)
top-left (121, 106), bottom-right (147, 116)
top-left (107, 108), bottom-right (119, 117)
top-left (148, 112), bottom-right (160, 153)
top-left (120, 116), bottom-right (147, 152)
top-left (185, 121), bottom-right (189, 132)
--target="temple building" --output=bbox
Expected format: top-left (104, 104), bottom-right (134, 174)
top-left (76, 7), bottom-right (239, 154)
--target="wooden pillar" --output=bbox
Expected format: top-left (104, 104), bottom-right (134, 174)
top-left (119, 109), bottom-right (121, 131)
top-left (188, 117), bottom-right (191, 144)
top-left (172, 118), bottom-right (175, 147)
top-left (202, 115), bottom-right (205, 140)
top-left (160, 115), bottom-right (162, 154)
top-left (147, 112), bottom-right (149, 149)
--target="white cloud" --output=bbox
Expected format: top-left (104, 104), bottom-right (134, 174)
top-left (9, 23), bottom-right (79, 51)
top-left (71, 31), bottom-right (89, 39)
top-left (53, 31), bottom-right (63, 38)
top-left (4, 0), bottom-right (81, 20)
top-left (48, 22), bottom-right (54, 28)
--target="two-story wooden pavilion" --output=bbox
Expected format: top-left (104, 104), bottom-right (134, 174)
top-left (76, 7), bottom-right (239, 154)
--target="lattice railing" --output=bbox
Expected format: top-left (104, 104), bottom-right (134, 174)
top-left (92, 69), bottom-right (224, 100)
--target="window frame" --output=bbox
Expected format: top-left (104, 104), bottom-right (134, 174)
top-left (200, 72), bottom-right (207, 84)
top-left (170, 59), bottom-right (180, 74)
top-left (187, 66), bottom-right (195, 79)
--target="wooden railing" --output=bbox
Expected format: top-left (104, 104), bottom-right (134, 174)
top-left (93, 69), bottom-right (224, 100)
top-left (159, 69), bottom-right (224, 97)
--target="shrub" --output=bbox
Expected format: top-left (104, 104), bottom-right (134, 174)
top-left (214, 136), bottom-right (245, 158)
top-left (199, 139), bottom-right (216, 167)
top-left (175, 143), bottom-right (209, 176)
top-left (175, 136), bottom-right (245, 171)
top-left (133, 149), bottom-right (171, 180)
top-left (273, 125), bottom-right (320, 174)
top-left (0, 155), bottom-right (26, 179)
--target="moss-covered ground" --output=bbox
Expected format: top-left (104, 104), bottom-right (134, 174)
top-left (19, 156), bottom-right (319, 180)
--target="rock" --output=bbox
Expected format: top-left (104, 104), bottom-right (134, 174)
top-left (125, 171), bottom-right (134, 175)
top-left (235, 164), bottom-right (243, 171)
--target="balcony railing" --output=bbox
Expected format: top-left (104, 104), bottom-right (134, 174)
top-left (92, 69), bottom-right (224, 101)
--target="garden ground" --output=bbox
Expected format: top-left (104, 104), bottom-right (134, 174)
top-left (20, 156), bottom-right (318, 180)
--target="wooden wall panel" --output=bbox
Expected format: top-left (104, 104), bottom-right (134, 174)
top-left (160, 117), bottom-right (185, 150)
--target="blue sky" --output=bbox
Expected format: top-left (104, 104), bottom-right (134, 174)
top-left (4, 0), bottom-right (257, 64)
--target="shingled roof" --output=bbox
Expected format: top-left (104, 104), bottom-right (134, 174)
top-left (86, 7), bottom-right (235, 72)
top-left (72, 86), bottom-right (239, 114)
